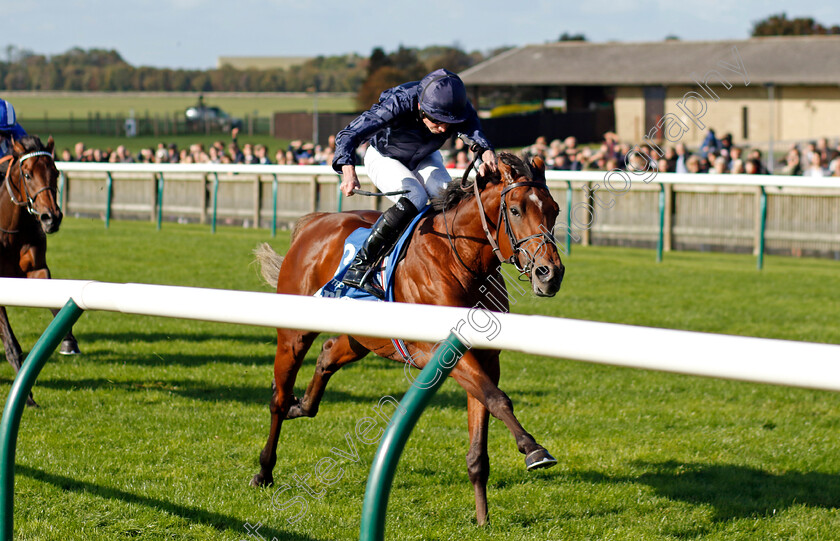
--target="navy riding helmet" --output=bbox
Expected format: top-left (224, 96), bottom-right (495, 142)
top-left (0, 99), bottom-right (17, 131)
top-left (418, 69), bottom-right (468, 124)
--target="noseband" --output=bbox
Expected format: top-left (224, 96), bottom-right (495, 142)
top-left (1, 150), bottom-right (58, 217)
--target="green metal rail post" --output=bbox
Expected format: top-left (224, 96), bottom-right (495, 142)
top-left (271, 174), bottom-right (278, 237)
top-left (57, 172), bottom-right (65, 213)
top-left (0, 300), bottom-right (85, 541)
top-left (156, 173), bottom-right (164, 231)
top-left (337, 175), bottom-right (344, 212)
top-left (657, 183), bottom-right (666, 263)
top-left (211, 173), bottom-right (220, 234)
top-left (105, 172), bottom-right (114, 229)
top-left (757, 186), bottom-right (767, 270)
top-left (565, 180), bottom-right (572, 254)
top-left (359, 333), bottom-right (469, 541)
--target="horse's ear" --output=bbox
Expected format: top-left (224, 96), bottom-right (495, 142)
top-left (530, 156), bottom-right (546, 183)
top-left (498, 153), bottom-right (515, 184)
top-left (46, 136), bottom-right (55, 154)
top-left (11, 139), bottom-right (25, 157)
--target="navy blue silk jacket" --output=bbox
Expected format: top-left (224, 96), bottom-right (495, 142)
top-left (332, 72), bottom-right (492, 173)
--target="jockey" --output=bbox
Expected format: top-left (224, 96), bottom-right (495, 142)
top-left (333, 68), bottom-right (497, 299)
top-left (0, 99), bottom-right (27, 157)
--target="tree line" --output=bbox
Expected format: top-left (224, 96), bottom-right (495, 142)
top-left (751, 13), bottom-right (840, 36)
top-left (1, 46), bottom-right (359, 93)
top-left (0, 45), bottom-right (504, 101)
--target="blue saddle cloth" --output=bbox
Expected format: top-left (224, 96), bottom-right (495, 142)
top-left (314, 206), bottom-right (431, 302)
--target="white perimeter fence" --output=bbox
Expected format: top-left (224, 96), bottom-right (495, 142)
top-left (55, 162), bottom-right (840, 257)
top-left (1, 278), bottom-right (839, 392)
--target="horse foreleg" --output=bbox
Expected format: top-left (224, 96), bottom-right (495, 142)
top-left (286, 334), bottom-right (368, 419)
top-left (251, 329), bottom-right (316, 488)
top-left (466, 393), bottom-right (490, 525)
top-left (452, 351), bottom-right (556, 471)
top-left (0, 306), bottom-right (37, 407)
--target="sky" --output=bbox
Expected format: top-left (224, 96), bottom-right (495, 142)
top-left (5, 0), bottom-right (840, 70)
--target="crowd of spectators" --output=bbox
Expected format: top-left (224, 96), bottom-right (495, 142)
top-left (60, 128), bottom-right (337, 167)
top-left (56, 125), bottom-right (840, 178)
top-left (517, 129), bottom-right (840, 177)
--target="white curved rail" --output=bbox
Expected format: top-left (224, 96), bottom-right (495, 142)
top-left (1, 278), bottom-right (839, 392)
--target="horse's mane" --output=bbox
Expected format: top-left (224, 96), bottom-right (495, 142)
top-left (431, 152), bottom-right (534, 212)
top-left (16, 135), bottom-right (45, 152)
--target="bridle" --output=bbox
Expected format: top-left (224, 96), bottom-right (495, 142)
top-left (445, 148), bottom-right (556, 278)
top-left (1, 150), bottom-right (59, 217)
top-left (497, 179), bottom-right (556, 275)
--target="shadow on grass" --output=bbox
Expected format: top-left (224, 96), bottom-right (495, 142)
top-left (30, 376), bottom-right (470, 410)
top-left (577, 460), bottom-right (840, 521)
top-left (16, 465), bottom-right (321, 541)
top-left (78, 330), bottom-right (274, 347)
top-left (54, 350), bottom-right (274, 368)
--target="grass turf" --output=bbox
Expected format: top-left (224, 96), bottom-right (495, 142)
top-left (7, 93), bottom-right (357, 119)
top-left (2, 217), bottom-right (839, 540)
top-left (9, 91), bottom-right (357, 158)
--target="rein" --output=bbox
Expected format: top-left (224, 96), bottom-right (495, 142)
top-left (443, 152), bottom-right (487, 278)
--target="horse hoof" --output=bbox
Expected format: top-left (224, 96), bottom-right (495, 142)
top-left (525, 448), bottom-right (557, 471)
top-left (59, 340), bottom-right (81, 355)
top-left (285, 403), bottom-right (303, 419)
top-left (250, 473), bottom-right (273, 488)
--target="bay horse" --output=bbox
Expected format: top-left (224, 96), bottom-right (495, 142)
top-left (253, 152), bottom-right (564, 525)
top-left (0, 135), bottom-right (80, 407)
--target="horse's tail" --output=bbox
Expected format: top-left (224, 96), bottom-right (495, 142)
top-left (253, 243), bottom-right (284, 289)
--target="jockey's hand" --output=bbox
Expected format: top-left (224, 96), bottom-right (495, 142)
top-left (478, 149), bottom-right (498, 176)
top-left (340, 165), bottom-right (360, 196)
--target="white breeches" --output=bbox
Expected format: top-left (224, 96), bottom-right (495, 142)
top-left (363, 145), bottom-right (451, 208)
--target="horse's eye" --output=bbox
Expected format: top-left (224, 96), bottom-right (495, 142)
top-left (510, 207), bottom-right (521, 217)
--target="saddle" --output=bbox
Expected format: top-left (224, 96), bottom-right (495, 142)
top-left (315, 206), bottom-right (431, 302)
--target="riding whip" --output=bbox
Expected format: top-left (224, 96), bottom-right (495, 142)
top-left (351, 189), bottom-right (409, 197)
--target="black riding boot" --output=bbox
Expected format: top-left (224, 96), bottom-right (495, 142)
top-left (342, 197), bottom-right (418, 299)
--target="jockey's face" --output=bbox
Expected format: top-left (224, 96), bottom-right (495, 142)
top-left (420, 111), bottom-right (450, 135)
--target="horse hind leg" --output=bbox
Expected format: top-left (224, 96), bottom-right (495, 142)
top-left (286, 334), bottom-right (369, 419)
top-left (251, 329), bottom-right (317, 488)
top-left (0, 306), bottom-right (38, 407)
top-left (467, 393), bottom-right (490, 525)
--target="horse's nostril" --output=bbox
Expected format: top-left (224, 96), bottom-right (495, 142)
top-left (40, 213), bottom-right (52, 224)
top-left (535, 266), bottom-right (552, 281)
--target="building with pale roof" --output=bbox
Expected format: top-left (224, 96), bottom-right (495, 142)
top-left (460, 36), bottom-right (840, 147)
